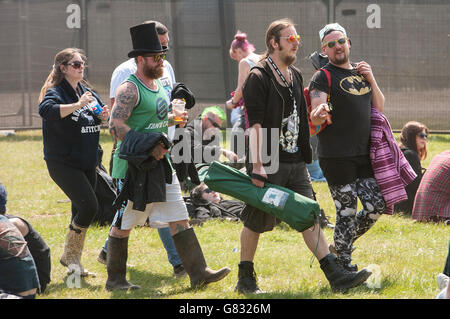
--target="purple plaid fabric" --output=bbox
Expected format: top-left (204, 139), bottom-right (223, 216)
top-left (412, 150), bottom-right (450, 221)
top-left (370, 107), bottom-right (417, 215)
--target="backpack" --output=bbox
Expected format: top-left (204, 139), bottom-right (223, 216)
top-left (92, 164), bottom-right (117, 226)
top-left (304, 68), bottom-right (332, 136)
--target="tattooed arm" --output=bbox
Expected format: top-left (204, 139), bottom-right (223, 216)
top-left (309, 89), bottom-right (332, 126)
top-left (108, 81), bottom-right (138, 141)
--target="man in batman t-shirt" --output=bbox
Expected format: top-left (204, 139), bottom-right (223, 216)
top-left (308, 23), bottom-right (386, 272)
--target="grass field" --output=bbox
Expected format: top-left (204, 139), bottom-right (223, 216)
top-left (0, 129), bottom-right (449, 300)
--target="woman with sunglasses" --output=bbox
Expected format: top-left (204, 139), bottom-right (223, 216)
top-left (394, 121), bottom-right (429, 213)
top-left (226, 31), bottom-right (261, 156)
top-left (38, 48), bottom-right (109, 277)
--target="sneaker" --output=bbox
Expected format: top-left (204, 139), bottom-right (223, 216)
top-left (97, 249), bottom-right (107, 265)
top-left (173, 264), bottom-right (187, 278)
top-left (437, 273), bottom-right (449, 290)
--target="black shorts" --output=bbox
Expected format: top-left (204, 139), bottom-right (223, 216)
top-left (318, 155), bottom-right (374, 186)
top-left (241, 161), bottom-right (314, 234)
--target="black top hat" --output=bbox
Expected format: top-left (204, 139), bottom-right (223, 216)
top-left (128, 22), bottom-right (167, 58)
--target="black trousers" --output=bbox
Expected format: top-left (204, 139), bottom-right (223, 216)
top-left (46, 160), bottom-right (98, 227)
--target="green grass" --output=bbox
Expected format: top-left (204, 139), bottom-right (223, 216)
top-left (0, 129), bottom-right (449, 299)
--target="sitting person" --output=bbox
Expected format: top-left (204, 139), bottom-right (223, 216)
top-left (171, 106), bottom-right (238, 189)
top-left (394, 121), bottom-right (429, 213)
top-left (188, 183), bottom-right (244, 222)
top-left (412, 150), bottom-right (449, 223)
top-left (0, 187), bottom-right (40, 299)
top-left (0, 183), bottom-right (51, 294)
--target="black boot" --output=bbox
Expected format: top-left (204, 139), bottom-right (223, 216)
top-left (319, 253), bottom-right (371, 293)
top-left (235, 261), bottom-right (263, 294)
top-left (337, 257), bottom-right (359, 272)
top-left (172, 227), bottom-right (231, 287)
top-left (329, 243), bottom-right (357, 271)
top-left (105, 236), bottom-right (140, 291)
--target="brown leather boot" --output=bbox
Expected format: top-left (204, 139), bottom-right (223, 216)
top-left (60, 223), bottom-right (95, 277)
top-left (105, 236), bottom-right (140, 291)
top-left (172, 227), bottom-right (231, 287)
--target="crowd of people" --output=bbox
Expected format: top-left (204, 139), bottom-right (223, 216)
top-left (0, 18), bottom-right (448, 299)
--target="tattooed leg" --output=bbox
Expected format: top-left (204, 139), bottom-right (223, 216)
top-left (329, 183), bottom-right (358, 263)
top-left (169, 220), bottom-right (190, 236)
top-left (354, 177), bottom-right (385, 242)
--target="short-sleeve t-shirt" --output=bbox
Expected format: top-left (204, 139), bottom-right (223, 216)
top-left (309, 62), bottom-right (373, 158)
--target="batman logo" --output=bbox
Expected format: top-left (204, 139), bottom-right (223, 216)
top-left (339, 75), bottom-right (372, 96)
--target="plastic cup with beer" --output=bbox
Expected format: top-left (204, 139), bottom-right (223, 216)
top-left (172, 99), bottom-right (186, 122)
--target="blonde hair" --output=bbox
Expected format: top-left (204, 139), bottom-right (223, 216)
top-left (38, 48), bottom-right (88, 102)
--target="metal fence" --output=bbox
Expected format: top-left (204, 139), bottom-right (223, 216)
top-left (1, 0), bottom-right (449, 131)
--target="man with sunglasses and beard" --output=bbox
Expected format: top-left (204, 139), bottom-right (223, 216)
top-left (99, 20), bottom-right (187, 279)
top-left (105, 23), bottom-right (230, 291)
top-left (235, 18), bottom-right (371, 294)
top-left (309, 23), bottom-right (386, 272)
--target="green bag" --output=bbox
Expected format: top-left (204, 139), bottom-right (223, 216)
top-left (204, 161), bottom-right (320, 232)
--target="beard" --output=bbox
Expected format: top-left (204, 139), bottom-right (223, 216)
top-left (278, 43), bottom-right (297, 66)
top-left (282, 54), bottom-right (296, 66)
top-left (143, 61), bottom-right (164, 79)
top-left (329, 50), bottom-right (349, 65)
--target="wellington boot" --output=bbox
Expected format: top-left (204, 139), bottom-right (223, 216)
top-left (60, 223), bottom-right (95, 277)
top-left (172, 227), bottom-right (231, 287)
top-left (105, 236), bottom-right (140, 291)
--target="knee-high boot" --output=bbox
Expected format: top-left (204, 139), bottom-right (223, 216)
top-left (105, 236), bottom-right (140, 291)
top-left (60, 223), bottom-right (95, 277)
top-left (172, 227), bottom-right (231, 287)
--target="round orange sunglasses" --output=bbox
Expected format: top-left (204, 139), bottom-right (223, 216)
top-left (280, 34), bottom-right (301, 43)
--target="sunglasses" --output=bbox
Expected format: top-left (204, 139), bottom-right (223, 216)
top-left (144, 54), bottom-right (166, 63)
top-left (66, 61), bottom-right (86, 69)
top-left (203, 188), bottom-right (213, 194)
top-left (280, 34), bottom-right (301, 43)
top-left (207, 117), bottom-right (221, 129)
top-left (322, 37), bottom-right (348, 49)
top-left (418, 133), bottom-right (428, 139)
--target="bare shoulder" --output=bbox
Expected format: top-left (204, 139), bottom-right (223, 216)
top-left (114, 81), bottom-right (138, 109)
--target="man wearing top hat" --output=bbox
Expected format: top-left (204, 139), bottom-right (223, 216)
top-left (308, 23), bottom-right (386, 272)
top-left (105, 22), bottom-right (231, 291)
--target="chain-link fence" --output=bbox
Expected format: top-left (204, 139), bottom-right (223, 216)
top-left (1, 0), bottom-right (448, 131)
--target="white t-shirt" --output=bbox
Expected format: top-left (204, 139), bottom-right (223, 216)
top-left (109, 59), bottom-right (176, 140)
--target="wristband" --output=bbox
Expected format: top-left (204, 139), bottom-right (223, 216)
top-left (251, 173), bottom-right (268, 183)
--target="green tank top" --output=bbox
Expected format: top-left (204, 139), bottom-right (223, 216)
top-left (112, 74), bottom-right (171, 179)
